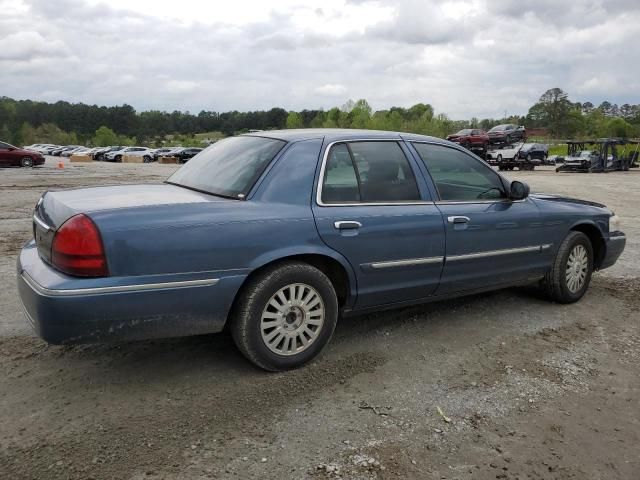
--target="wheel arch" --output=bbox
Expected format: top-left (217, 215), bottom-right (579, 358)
top-left (569, 222), bottom-right (606, 269)
top-left (227, 247), bottom-right (357, 328)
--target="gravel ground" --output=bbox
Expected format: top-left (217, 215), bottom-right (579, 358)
top-left (1, 158), bottom-right (639, 479)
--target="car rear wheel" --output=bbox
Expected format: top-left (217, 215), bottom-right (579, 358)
top-left (20, 157), bottom-right (34, 168)
top-left (230, 261), bottom-right (339, 371)
top-left (541, 231), bottom-right (593, 304)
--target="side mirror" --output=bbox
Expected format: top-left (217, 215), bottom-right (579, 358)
top-left (509, 180), bottom-right (529, 200)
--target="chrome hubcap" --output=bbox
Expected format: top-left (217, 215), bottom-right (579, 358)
top-left (260, 283), bottom-right (325, 356)
top-left (565, 244), bottom-right (588, 293)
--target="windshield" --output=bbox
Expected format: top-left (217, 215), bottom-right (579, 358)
top-left (167, 135), bottom-right (286, 198)
top-left (579, 151), bottom-right (593, 158)
top-left (456, 129), bottom-right (472, 135)
top-left (488, 125), bottom-right (506, 132)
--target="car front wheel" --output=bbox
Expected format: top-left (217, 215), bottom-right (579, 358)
top-left (542, 231), bottom-right (593, 303)
top-left (230, 261), bottom-right (339, 371)
top-left (21, 157), bottom-right (34, 168)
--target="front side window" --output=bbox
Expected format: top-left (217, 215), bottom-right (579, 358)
top-left (321, 141), bottom-right (421, 204)
top-left (413, 143), bottom-right (506, 202)
top-left (0, 142), bottom-right (12, 149)
top-left (167, 135), bottom-right (286, 198)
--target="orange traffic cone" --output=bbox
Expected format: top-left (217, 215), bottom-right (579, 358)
top-left (57, 160), bottom-right (64, 169)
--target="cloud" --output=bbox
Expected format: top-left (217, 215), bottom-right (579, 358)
top-left (0, 0), bottom-right (638, 119)
top-left (315, 84), bottom-right (347, 96)
top-left (0, 31), bottom-right (68, 60)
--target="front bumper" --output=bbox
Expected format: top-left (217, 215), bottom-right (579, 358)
top-left (599, 232), bottom-right (626, 270)
top-left (17, 241), bottom-right (246, 344)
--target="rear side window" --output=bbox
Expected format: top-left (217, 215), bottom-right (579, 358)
top-left (167, 136), bottom-right (286, 198)
top-left (321, 141), bottom-right (421, 204)
top-left (413, 143), bottom-right (506, 202)
top-left (322, 144), bottom-right (360, 203)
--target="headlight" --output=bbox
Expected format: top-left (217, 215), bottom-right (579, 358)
top-left (609, 214), bottom-right (622, 232)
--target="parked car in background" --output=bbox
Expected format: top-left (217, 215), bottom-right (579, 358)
top-left (517, 143), bottom-right (548, 161)
top-left (18, 129), bottom-right (625, 371)
top-left (152, 147), bottom-right (179, 162)
top-left (39, 145), bottom-right (61, 155)
top-left (94, 146), bottom-right (124, 161)
top-left (171, 147), bottom-right (204, 163)
top-left (61, 146), bottom-right (86, 157)
top-left (559, 150), bottom-right (599, 171)
top-left (446, 129), bottom-right (489, 149)
top-left (104, 146), bottom-right (147, 162)
top-left (51, 146), bottom-right (70, 156)
top-left (0, 141), bottom-right (45, 167)
top-left (123, 147), bottom-right (155, 163)
top-left (487, 124), bottom-right (526, 144)
top-left (23, 144), bottom-right (46, 152)
top-left (90, 147), bottom-right (110, 160)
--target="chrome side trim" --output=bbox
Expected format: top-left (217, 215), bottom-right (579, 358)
top-left (446, 245), bottom-right (541, 262)
top-left (370, 256), bottom-right (444, 269)
top-left (33, 214), bottom-right (52, 231)
top-left (541, 243), bottom-right (553, 250)
top-left (315, 139), bottom-right (435, 207)
top-left (21, 271), bottom-right (219, 297)
top-left (608, 235), bottom-right (626, 241)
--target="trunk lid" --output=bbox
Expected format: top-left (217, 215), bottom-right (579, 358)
top-left (33, 183), bottom-right (229, 265)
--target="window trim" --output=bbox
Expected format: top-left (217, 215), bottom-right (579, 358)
top-left (410, 141), bottom-right (517, 205)
top-left (316, 139), bottom-right (433, 207)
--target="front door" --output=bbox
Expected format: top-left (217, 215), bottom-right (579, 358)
top-left (312, 140), bottom-right (445, 308)
top-left (0, 142), bottom-right (17, 166)
top-left (410, 142), bottom-right (549, 294)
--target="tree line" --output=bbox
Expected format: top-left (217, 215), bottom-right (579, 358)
top-left (1, 88), bottom-right (639, 147)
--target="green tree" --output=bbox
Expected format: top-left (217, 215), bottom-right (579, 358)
top-left (349, 99), bottom-right (372, 129)
top-left (531, 88), bottom-right (571, 136)
top-left (285, 111), bottom-right (304, 129)
top-left (93, 126), bottom-right (118, 146)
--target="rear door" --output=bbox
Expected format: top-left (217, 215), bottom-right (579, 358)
top-left (312, 139), bottom-right (445, 308)
top-left (410, 142), bottom-right (548, 294)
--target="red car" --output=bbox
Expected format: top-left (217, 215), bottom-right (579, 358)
top-left (446, 129), bottom-right (490, 149)
top-left (0, 141), bottom-right (45, 167)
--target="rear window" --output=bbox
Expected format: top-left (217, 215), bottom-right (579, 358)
top-left (167, 136), bottom-right (286, 198)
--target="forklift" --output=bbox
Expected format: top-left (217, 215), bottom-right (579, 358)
top-left (556, 139), bottom-right (634, 173)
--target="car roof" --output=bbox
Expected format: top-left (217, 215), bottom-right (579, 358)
top-left (243, 128), bottom-right (449, 145)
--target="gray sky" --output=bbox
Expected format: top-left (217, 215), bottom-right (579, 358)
top-left (1, 0), bottom-right (639, 118)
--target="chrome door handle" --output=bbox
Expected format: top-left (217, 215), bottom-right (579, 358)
top-left (447, 216), bottom-right (470, 224)
top-left (334, 221), bottom-right (362, 230)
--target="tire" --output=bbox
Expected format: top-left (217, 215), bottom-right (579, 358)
top-left (143, 155), bottom-right (151, 163)
top-left (541, 231), bottom-right (593, 304)
top-left (115, 155), bottom-right (122, 163)
top-left (497, 154), bottom-right (503, 162)
top-left (230, 261), bottom-right (339, 371)
top-left (498, 165), bottom-right (505, 171)
top-left (526, 154), bottom-right (532, 161)
top-left (20, 157), bottom-right (33, 168)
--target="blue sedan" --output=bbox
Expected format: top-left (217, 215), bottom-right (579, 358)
top-left (17, 129), bottom-right (626, 370)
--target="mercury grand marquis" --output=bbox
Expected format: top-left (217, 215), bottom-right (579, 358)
top-left (17, 129), bottom-right (626, 370)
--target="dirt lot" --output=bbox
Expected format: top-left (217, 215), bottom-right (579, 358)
top-left (1, 158), bottom-right (639, 479)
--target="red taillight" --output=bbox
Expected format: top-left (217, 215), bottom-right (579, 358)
top-left (51, 214), bottom-right (108, 277)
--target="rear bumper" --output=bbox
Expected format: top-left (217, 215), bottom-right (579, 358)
top-left (600, 233), bottom-right (626, 270)
top-left (17, 241), bottom-right (246, 344)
